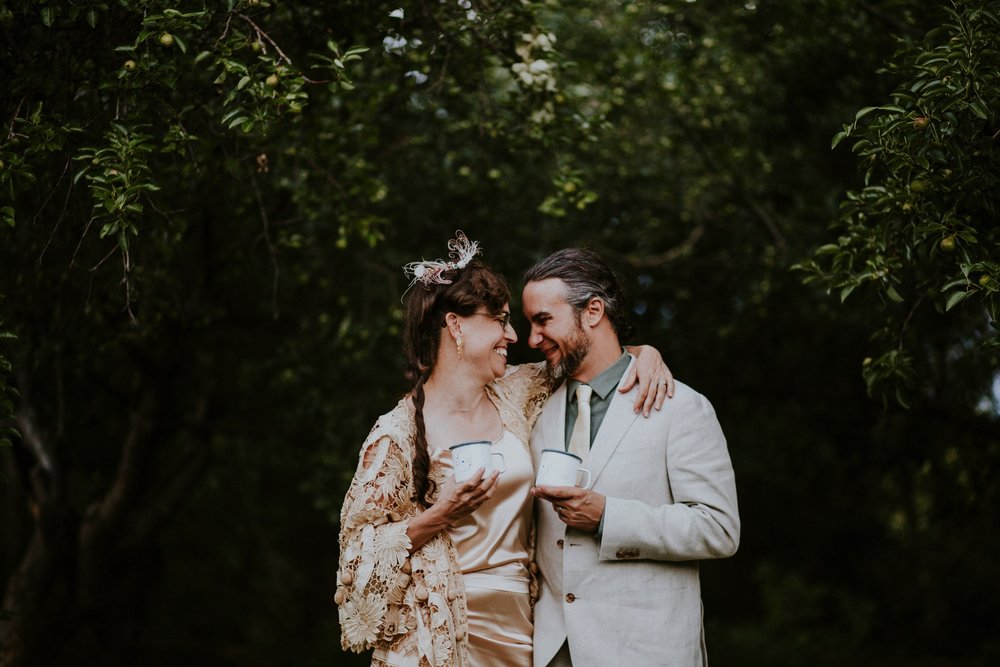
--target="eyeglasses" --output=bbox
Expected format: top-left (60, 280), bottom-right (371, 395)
top-left (472, 311), bottom-right (512, 329)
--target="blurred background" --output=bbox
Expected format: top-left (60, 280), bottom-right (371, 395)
top-left (2, 1), bottom-right (998, 665)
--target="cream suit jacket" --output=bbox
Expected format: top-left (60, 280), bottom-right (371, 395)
top-left (531, 361), bottom-right (740, 667)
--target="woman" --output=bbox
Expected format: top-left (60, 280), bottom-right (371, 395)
top-left (337, 233), bottom-right (670, 666)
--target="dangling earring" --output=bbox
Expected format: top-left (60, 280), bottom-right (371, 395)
top-left (456, 334), bottom-right (464, 360)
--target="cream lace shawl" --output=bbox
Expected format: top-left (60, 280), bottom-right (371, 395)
top-left (337, 362), bottom-right (550, 666)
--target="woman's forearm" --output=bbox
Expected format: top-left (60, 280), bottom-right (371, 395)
top-left (405, 505), bottom-right (450, 553)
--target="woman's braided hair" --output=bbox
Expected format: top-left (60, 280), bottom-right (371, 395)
top-left (402, 259), bottom-right (510, 507)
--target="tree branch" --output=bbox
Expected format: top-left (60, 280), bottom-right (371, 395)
top-left (124, 441), bottom-right (209, 551)
top-left (13, 371), bottom-right (58, 510)
top-left (598, 224), bottom-right (705, 268)
top-left (79, 387), bottom-right (157, 551)
top-left (14, 409), bottom-right (53, 479)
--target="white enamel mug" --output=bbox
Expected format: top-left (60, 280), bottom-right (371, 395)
top-left (535, 449), bottom-right (592, 489)
top-left (449, 440), bottom-right (506, 483)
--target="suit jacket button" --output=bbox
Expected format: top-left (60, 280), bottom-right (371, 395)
top-left (556, 539), bottom-right (564, 549)
top-left (565, 593), bottom-right (575, 603)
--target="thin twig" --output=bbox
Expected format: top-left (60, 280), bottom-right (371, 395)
top-left (89, 241), bottom-right (120, 272)
top-left (237, 13), bottom-right (293, 65)
top-left (897, 294), bottom-right (926, 349)
top-left (216, 12), bottom-right (233, 47)
top-left (236, 13), bottom-right (330, 84)
top-left (7, 96), bottom-right (25, 139)
top-left (38, 157), bottom-right (75, 266)
top-left (248, 167), bottom-right (280, 318)
top-left (70, 218), bottom-right (95, 268)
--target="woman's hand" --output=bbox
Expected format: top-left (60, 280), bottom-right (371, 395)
top-left (622, 344), bottom-right (674, 416)
top-left (433, 468), bottom-right (500, 524)
top-left (406, 468), bottom-right (500, 551)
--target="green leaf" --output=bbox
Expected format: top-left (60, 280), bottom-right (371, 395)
top-left (970, 99), bottom-right (989, 120)
top-left (40, 7), bottom-right (54, 26)
top-left (221, 108), bottom-right (244, 123)
top-left (945, 290), bottom-right (970, 311)
top-left (855, 106), bottom-right (877, 121)
top-left (885, 284), bottom-right (904, 303)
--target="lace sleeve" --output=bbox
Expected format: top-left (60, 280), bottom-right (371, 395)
top-left (337, 430), bottom-right (417, 653)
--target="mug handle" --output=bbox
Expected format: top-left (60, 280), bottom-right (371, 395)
top-left (576, 467), bottom-right (592, 489)
top-left (491, 452), bottom-right (507, 474)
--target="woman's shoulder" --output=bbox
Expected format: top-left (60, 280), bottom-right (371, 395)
top-left (363, 396), bottom-right (416, 452)
top-left (492, 361), bottom-right (549, 393)
top-left (488, 361), bottom-right (552, 436)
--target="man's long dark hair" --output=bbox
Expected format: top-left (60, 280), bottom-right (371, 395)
top-left (522, 248), bottom-right (635, 342)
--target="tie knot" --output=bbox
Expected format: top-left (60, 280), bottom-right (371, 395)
top-left (575, 384), bottom-right (592, 404)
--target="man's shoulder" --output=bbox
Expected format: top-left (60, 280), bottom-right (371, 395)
top-left (665, 380), bottom-right (720, 421)
top-left (671, 379), bottom-right (703, 401)
top-left (621, 379), bottom-right (716, 420)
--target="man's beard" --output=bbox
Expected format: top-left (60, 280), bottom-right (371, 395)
top-left (545, 320), bottom-right (590, 384)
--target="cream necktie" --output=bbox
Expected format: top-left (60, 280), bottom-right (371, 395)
top-left (568, 384), bottom-right (593, 461)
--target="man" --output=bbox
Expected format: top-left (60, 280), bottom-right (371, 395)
top-left (522, 249), bottom-right (740, 667)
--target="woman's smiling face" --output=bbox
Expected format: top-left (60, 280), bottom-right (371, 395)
top-left (459, 303), bottom-right (517, 381)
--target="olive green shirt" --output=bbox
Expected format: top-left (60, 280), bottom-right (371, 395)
top-left (563, 350), bottom-right (632, 449)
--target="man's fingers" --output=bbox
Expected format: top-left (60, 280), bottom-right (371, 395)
top-left (534, 485), bottom-right (579, 502)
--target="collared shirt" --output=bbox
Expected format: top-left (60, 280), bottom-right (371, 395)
top-left (563, 350), bottom-right (632, 449)
top-left (562, 350), bottom-right (631, 538)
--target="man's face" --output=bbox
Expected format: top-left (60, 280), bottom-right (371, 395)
top-left (522, 278), bottom-right (590, 381)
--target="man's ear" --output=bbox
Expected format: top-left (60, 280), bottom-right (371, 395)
top-left (582, 297), bottom-right (605, 328)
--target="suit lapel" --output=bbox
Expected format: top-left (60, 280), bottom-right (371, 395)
top-left (539, 380), bottom-right (568, 457)
top-left (586, 359), bottom-right (641, 487)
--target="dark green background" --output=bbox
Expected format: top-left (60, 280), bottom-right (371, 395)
top-left (2, 1), bottom-right (998, 665)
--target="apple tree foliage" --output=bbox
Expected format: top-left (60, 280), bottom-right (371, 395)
top-left (797, 0), bottom-right (1000, 405)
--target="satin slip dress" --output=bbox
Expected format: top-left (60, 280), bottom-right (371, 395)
top-left (432, 429), bottom-right (534, 666)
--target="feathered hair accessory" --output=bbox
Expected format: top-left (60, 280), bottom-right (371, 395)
top-left (403, 230), bottom-right (482, 288)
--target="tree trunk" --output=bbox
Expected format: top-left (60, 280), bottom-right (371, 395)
top-left (1, 504), bottom-right (78, 666)
top-left (2, 381), bottom-right (205, 665)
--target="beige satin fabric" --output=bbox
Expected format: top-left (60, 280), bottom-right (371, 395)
top-left (464, 584), bottom-right (532, 665)
top-left (432, 430), bottom-right (534, 665)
